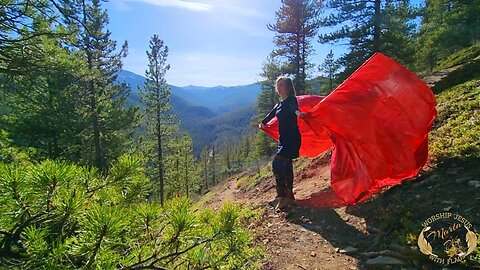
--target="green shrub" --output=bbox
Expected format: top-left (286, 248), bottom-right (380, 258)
top-left (430, 79), bottom-right (480, 159)
top-left (0, 156), bottom-right (261, 269)
top-left (434, 44), bottom-right (480, 72)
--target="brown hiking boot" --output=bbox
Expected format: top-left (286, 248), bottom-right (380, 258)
top-left (268, 197), bottom-right (281, 208)
top-left (285, 189), bottom-right (295, 201)
top-left (275, 197), bottom-right (295, 210)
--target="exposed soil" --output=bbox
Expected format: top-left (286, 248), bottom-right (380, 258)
top-left (203, 152), bottom-right (374, 270)
top-left (202, 151), bottom-right (479, 270)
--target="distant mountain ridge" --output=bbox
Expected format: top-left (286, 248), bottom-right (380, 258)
top-left (117, 70), bottom-right (260, 153)
top-left (118, 70), bottom-right (260, 113)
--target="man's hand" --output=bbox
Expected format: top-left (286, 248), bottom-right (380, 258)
top-left (259, 123), bottom-right (266, 129)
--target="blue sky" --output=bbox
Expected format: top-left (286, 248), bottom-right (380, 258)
top-left (105, 0), bottom-right (345, 87)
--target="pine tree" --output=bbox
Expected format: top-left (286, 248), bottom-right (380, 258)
top-left (200, 147), bottom-right (209, 192)
top-left (319, 0), bottom-right (417, 78)
top-left (268, 0), bottom-right (321, 94)
top-left (257, 55), bottom-right (281, 118)
top-left (140, 34), bottom-right (175, 205)
top-left (381, 0), bottom-right (417, 67)
top-left (165, 133), bottom-right (198, 198)
top-left (179, 133), bottom-right (197, 197)
top-left (253, 55), bottom-right (281, 159)
top-left (318, 49), bottom-right (340, 93)
top-left (64, 0), bottom-right (138, 170)
top-left (1, 1), bottom-right (87, 162)
top-left (211, 144), bottom-right (216, 185)
top-left (0, 0), bottom-right (68, 77)
top-left (416, 0), bottom-right (480, 72)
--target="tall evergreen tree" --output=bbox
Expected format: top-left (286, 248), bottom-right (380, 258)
top-left (253, 55), bottom-right (281, 159)
top-left (416, 0), bottom-right (480, 72)
top-left (5, 45), bottom-right (84, 160)
top-left (179, 133), bottom-right (197, 197)
top-left (140, 34), bottom-right (175, 205)
top-left (318, 49), bottom-right (340, 93)
top-left (1, 1), bottom-right (87, 161)
top-left (200, 147), bottom-right (209, 192)
top-left (64, 0), bottom-right (137, 170)
top-left (257, 55), bottom-right (282, 119)
top-left (319, 0), bottom-right (417, 78)
top-left (165, 133), bottom-right (198, 198)
top-left (210, 144), bottom-right (216, 185)
top-left (381, 0), bottom-right (417, 67)
top-left (268, 0), bottom-right (321, 94)
top-left (0, 0), bottom-right (67, 77)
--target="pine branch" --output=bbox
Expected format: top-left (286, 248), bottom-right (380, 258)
top-left (122, 233), bottom-right (220, 270)
top-left (0, 31), bottom-right (70, 43)
top-left (84, 224), bottom-right (108, 268)
top-left (0, 229), bottom-right (13, 237)
top-left (197, 249), bottom-right (235, 270)
top-left (1, 212), bottom-right (47, 254)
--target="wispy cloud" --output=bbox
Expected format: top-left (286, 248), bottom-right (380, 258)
top-left (122, 0), bottom-right (211, 11)
top-left (222, 5), bottom-right (266, 20)
top-left (122, 51), bottom-right (264, 86)
top-left (205, 1), bottom-right (270, 37)
top-left (167, 52), bottom-right (262, 86)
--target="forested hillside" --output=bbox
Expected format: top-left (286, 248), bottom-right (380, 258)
top-left (118, 70), bottom-right (259, 153)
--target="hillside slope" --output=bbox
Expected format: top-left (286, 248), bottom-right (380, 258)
top-left (199, 47), bottom-right (480, 270)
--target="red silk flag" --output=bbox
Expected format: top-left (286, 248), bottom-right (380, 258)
top-left (261, 53), bottom-right (437, 205)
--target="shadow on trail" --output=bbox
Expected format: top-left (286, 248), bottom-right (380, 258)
top-left (284, 189), bottom-right (375, 269)
top-left (296, 186), bottom-right (349, 208)
top-left (345, 157), bottom-right (480, 269)
top-left (286, 156), bottom-right (480, 269)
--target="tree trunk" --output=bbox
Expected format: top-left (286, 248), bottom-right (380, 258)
top-left (91, 86), bottom-right (104, 170)
top-left (211, 145), bottom-right (215, 185)
top-left (295, 34), bottom-right (301, 94)
top-left (184, 149), bottom-right (189, 197)
top-left (373, 0), bottom-right (381, 52)
top-left (157, 107), bottom-right (164, 205)
top-left (329, 75), bottom-right (333, 93)
top-left (82, 0), bottom-right (105, 171)
top-left (204, 151), bottom-right (208, 191)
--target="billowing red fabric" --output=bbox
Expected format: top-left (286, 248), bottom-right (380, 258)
top-left (261, 53), bottom-right (437, 205)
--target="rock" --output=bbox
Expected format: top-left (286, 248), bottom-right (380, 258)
top-left (367, 226), bottom-right (380, 234)
top-left (311, 251), bottom-right (316, 257)
top-left (366, 256), bottom-right (405, 267)
top-left (446, 169), bottom-right (459, 175)
top-left (303, 224), bottom-right (322, 231)
top-left (300, 215), bottom-right (311, 223)
top-left (339, 246), bottom-right (358, 254)
top-left (455, 177), bottom-right (469, 183)
top-left (468, 180), bottom-right (480, 188)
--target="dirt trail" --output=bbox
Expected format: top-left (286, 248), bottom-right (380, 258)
top-left (203, 153), bottom-right (377, 270)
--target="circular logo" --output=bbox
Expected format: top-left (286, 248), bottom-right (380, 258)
top-left (418, 212), bottom-right (478, 265)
